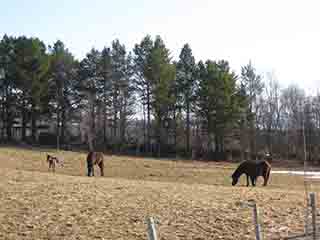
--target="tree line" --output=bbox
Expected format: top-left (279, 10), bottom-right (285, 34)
top-left (0, 34), bottom-right (319, 162)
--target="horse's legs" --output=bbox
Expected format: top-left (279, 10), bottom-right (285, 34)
top-left (98, 161), bottom-right (104, 177)
top-left (263, 168), bottom-right (271, 186)
top-left (87, 164), bottom-right (93, 177)
top-left (250, 176), bottom-right (256, 186)
top-left (246, 174), bottom-right (250, 187)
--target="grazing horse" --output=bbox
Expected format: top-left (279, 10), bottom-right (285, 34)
top-left (231, 160), bottom-right (271, 187)
top-left (47, 154), bottom-right (63, 172)
top-left (87, 152), bottom-right (104, 177)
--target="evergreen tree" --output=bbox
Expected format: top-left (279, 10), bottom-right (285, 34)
top-left (196, 60), bottom-right (238, 159)
top-left (176, 43), bottom-right (197, 157)
top-left (241, 61), bottom-right (264, 159)
top-left (49, 40), bottom-right (77, 147)
top-left (133, 35), bottom-right (154, 153)
top-left (145, 36), bottom-right (176, 157)
top-left (78, 48), bottom-right (102, 150)
top-left (0, 35), bottom-right (17, 140)
top-left (99, 47), bottom-right (112, 145)
top-left (110, 40), bottom-right (135, 151)
top-left (15, 36), bottom-right (50, 142)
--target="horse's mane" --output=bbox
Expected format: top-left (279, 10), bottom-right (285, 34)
top-left (232, 162), bottom-right (246, 179)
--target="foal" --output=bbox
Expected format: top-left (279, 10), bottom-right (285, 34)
top-left (231, 160), bottom-right (271, 187)
top-left (47, 154), bottom-right (64, 172)
top-left (86, 151), bottom-right (104, 177)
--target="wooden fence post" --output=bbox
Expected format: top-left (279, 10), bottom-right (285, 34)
top-left (305, 196), bottom-right (310, 235)
top-left (252, 202), bottom-right (262, 240)
top-left (310, 192), bottom-right (317, 240)
top-left (146, 217), bottom-right (158, 240)
top-left (241, 200), bottom-right (262, 240)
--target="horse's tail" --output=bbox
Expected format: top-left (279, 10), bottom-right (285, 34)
top-left (265, 160), bottom-right (271, 169)
top-left (263, 161), bottom-right (271, 186)
top-left (94, 152), bottom-right (104, 165)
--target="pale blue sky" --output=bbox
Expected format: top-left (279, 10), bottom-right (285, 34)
top-left (1, 0), bottom-right (320, 93)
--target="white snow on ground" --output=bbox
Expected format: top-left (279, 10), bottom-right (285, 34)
top-left (272, 170), bottom-right (320, 179)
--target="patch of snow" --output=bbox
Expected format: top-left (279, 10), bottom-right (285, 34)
top-left (272, 170), bottom-right (320, 179)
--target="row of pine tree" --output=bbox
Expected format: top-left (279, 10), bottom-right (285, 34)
top-left (1, 34), bottom-right (318, 161)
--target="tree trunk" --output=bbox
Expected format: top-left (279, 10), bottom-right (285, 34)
top-left (143, 102), bottom-right (146, 152)
top-left (250, 119), bottom-right (255, 160)
top-left (113, 110), bottom-right (117, 141)
top-left (173, 108), bottom-right (177, 157)
top-left (207, 119), bottom-right (212, 159)
top-left (266, 127), bottom-right (272, 153)
top-left (0, 93), bottom-right (4, 140)
top-left (56, 111), bottom-right (60, 150)
top-left (158, 122), bottom-right (161, 158)
top-left (103, 102), bottom-right (107, 146)
top-left (186, 101), bottom-right (190, 157)
top-left (87, 91), bottom-right (95, 151)
top-left (221, 135), bottom-right (225, 153)
top-left (21, 98), bottom-right (27, 142)
top-left (119, 101), bottom-right (126, 153)
top-left (147, 84), bottom-right (151, 155)
top-left (61, 109), bottom-right (66, 144)
top-left (240, 118), bottom-right (245, 161)
top-left (5, 109), bottom-right (12, 141)
top-left (112, 89), bottom-right (117, 143)
top-left (91, 96), bottom-right (95, 150)
top-left (88, 131), bottom-right (93, 151)
top-left (5, 85), bottom-right (12, 141)
top-left (31, 103), bottom-right (37, 143)
top-left (214, 133), bottom-right (219, 155)
top-left (103, 80), bottom-right (108, 147)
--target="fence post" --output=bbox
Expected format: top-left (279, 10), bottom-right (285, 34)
top-left (146, 217), bottom-right (158, 240)
top-left (305, 196), bottom-right (310, 235)
top-left (252, 201), bottom-right (262, 240)
top-left (241, 200), bottom-right (262, 240)
top-left (310, 192), bottom-right (317, 240)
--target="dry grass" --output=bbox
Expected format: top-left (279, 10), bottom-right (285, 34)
top-left (0, 146), bottom-right (317, 240)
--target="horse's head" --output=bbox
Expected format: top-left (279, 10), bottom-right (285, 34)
top-left (231, 174), bottom-right (238, 186)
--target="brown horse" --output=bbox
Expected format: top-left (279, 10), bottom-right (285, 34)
top-left (87, 152), bottom-right (104, 177)
top-left (47, 154), bottom-right (63, 172)
top-left (231, 160), bottom-right (271, 187)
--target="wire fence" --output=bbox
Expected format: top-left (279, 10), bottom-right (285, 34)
top-left (146, 192), bottom-right (318, 240)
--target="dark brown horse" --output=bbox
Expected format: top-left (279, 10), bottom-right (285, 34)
top-left (231, 160), bottom-right (271, 186)
top-left (87, 152), bottom-right (104, 177)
